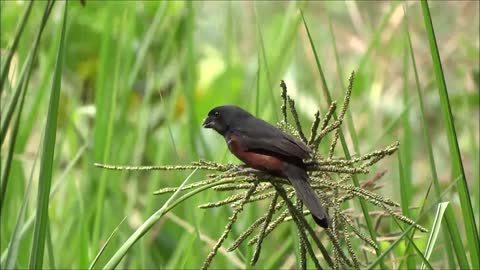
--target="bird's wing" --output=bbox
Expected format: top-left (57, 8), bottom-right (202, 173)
top-left (233, 117), bottom-right (311, 161)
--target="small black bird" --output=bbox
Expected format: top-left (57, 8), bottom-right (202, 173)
top-left (202, 105), bottom-right (330, 228)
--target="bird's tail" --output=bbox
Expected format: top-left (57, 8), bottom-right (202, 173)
top-left (283, 164), bottom-right (330, 228)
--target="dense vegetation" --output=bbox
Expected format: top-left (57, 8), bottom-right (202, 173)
top-left (1, 1), bottom-right (478, 269)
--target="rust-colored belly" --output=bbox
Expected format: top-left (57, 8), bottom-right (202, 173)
top-left (226, 133), bottom-right (283, 173)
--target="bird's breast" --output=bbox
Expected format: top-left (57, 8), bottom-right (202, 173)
top-left (226, 133), bottom-right (284, 173)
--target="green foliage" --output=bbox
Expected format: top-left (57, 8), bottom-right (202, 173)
top-left (29, 2), bottom-right (67, 268)
top-left (0, 1), bottom-right (478, 269)
top-left (97, 76), bottom-right (421, 269)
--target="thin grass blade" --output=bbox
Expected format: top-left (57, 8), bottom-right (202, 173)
top-left (421, 1), bottom-right (479, 268)
top-left (0, 142), bottom-right (87, 265)
top-left (0, 85), bottom-right (26, 213)
top-left (400, 41), bottom-right (415, 268)
top-left (28, 2), bottom-right (67, 268)
top-left (89, 216), bottom-right (128, 270)
top-left (0, 0), bottom-right (33, 92)
top-left (4, 134), bottom-right (40, 269)
top-left (1, 0), bottom-right (54, 146)
top-left (397, 152), bottom-right (416, 268)
top-left (421, 202), bottom-right (449, 270)
top-left (91, 11), bottom-right (121, 250)
top-left (396, 181), bottom-right (434, 270)
top-left (102, 168), bottom-right (198, 269)
top-left (404, 4), bottom-right (456, 268)
top-left (368, 198), bottom-right (440, 270)
top-left (0, 76), bottom-right (23, 147)
top-left (301, 10), bottom-right (384, 268)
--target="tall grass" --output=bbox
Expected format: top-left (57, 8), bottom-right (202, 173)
top-left (421, 0), bottom-right (480, 268)
top-left (0, 1), bottom-right (478, 269)
top-left (29, 1), bottom-right (67, 268)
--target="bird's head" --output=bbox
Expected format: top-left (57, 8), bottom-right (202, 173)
top-left (202, 105), bottom-right (251, 135)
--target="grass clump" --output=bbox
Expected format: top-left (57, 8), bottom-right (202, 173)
top-left (96, 71), bottom-right (426, 269)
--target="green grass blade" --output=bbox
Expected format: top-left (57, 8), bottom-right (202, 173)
top-left (368, 177), bottom-right (461, 270)
top-left (165, 213), bottom-right (245, 269)
top-left (371, 97), bottom-right (417, 149)
top-left (0, 75), bottom-right (24, 147)
top-left (0, 0), bottom-right (33, 93)
top-left (421, 202), bottom-right (449, 270)
top-left (28, 2), bottom-right (67, 268)
top-left (0, 0), bottom-right (53, 147)
top-left (0, 85), bottom-right (26, 214)
top-left (368, 215), bottom-right (418, 269)
top-left (184, 1), bottom-right (198, 158)
top-left (397, 180), bottom-right (434, 270)
top-left (404, 5), bottom-right (456, 268)
top-left (182, 1), bottom-right (211, 160)
top-left (397, 152), bottom-right (416, 268)
top-left (102, 168), bottom-right (198, 269)
top-left (126, 2), bottom-right (167, 89)
top-left (46, 222), bottom-right (55, 269)
top-left (400, 37), bottom-right (415, 269)
top-left (443, 207), bottom-right (470, 269)
top-left (91, 10), bottom-right (121, 250)
top-left (390, 207), bottom-right (434, 270)
top-left (300, 11), bottom-right (333, 109)
top-left (356, 3), bottom-right (398, 72)
top-left (1, 1), bottom-right (54, 197)
top-left (253, 3), bottom-right (278, 122)
top-left (405, 182), bottom-right (434, 270)
top-left (301, 10), bottom-right (384, 268)
top-left (328, 18), bottom-right (360, 153)
top-left (0, 142), bottom-right (86, 264)
top-left (421, 1), bottom-right (480, 268)
top-left (89, 216), bottom-right (128, 270)
top-left (4, 134), bottom-right (39, 269)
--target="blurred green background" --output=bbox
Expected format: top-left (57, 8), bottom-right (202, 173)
top-left (1, 1), bottom-right (478, 269)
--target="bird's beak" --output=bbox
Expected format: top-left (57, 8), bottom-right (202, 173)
top-left (202, 116), bottom-right (215, 128)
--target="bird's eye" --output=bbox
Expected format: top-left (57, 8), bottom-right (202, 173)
top-left (214, 111), bottom-right (220, 117)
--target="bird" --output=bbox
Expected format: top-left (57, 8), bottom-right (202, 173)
top-left (202, 105), bottom-right (330, 228)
